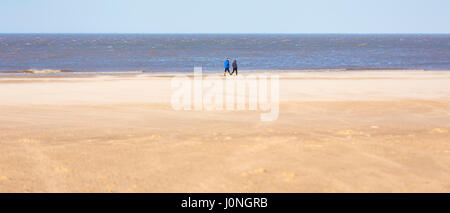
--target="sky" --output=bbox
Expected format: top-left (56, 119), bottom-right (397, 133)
top-left (0, 0), bottom-right (449, 34)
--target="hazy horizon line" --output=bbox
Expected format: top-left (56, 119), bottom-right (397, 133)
top-left (1, 32), bottom-right (450, 35)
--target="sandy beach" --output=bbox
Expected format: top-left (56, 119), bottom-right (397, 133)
top-left (0, 70), bottom-right (449, 192)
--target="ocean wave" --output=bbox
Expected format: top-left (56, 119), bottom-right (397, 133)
top-left (21, 69), bottom-right (69, 74)
top-left (17, 70), bottom-right (145, 75)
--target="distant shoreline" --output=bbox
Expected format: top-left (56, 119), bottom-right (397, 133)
top-left (1, 68), bottom-right (449, 78)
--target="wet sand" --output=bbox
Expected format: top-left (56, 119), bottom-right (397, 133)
top-left (0, 70), bottom-right (449, 192)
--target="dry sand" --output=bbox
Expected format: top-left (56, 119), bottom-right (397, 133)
top-left (0, 70), bottom-right (449, 192)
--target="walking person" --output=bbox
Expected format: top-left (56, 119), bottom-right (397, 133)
top-left (231, 59), bottom-right (238, 75)
top-left (224, 58), bottom-right (231, 76)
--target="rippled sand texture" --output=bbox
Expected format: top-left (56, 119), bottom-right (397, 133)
top-left (0, 71), bottom-right (449, 192)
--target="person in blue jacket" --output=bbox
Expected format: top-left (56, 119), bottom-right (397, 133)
top-left (224, 58), bottom-right (231, 76)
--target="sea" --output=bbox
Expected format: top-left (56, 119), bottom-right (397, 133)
top-left (0, 34), bottom-right (449, 75)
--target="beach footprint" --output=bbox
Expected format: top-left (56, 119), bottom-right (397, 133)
top-left (429, 128), bottom-right (448, 134)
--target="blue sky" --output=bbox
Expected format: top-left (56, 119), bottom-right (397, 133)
top-left (0, 0), bottom-right (449, 33)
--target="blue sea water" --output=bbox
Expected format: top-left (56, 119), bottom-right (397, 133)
top-left (0, 34), bottom-right (449, 73)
